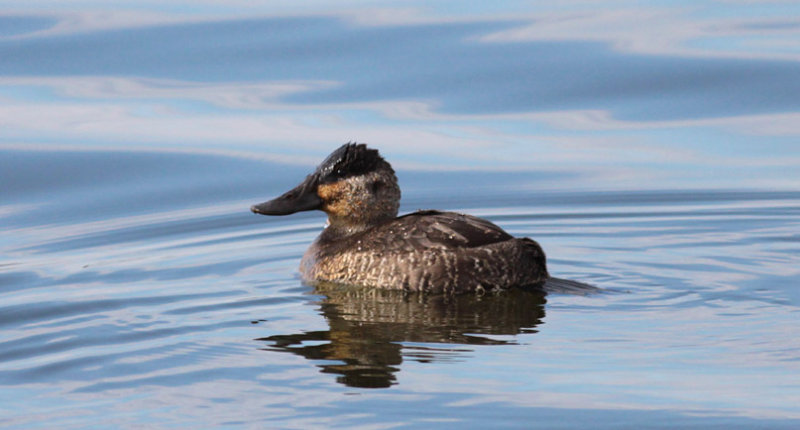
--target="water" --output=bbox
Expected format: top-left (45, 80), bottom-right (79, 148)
top-left (2, 2), bottom-right (800, 428)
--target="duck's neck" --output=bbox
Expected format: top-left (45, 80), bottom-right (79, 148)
top-left (321, 213), bottom-right (394, 240)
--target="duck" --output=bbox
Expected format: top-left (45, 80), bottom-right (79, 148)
top-left (251, 142), bottom-right (550, 294)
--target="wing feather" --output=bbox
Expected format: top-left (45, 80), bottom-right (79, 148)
top-left (365, 210), bottom-right (513, 252)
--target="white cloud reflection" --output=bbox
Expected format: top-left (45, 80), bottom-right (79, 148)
top-left (479, 8), bottom-right (800, 61)
top-left (1, 2), bottom-right (799, 190)
top-left (1, 74), bottom-right (799, 191)
top-left (4, 2), bottom-right (798, 60)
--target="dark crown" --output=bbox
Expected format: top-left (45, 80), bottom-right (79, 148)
top-left (316, 142), bottom-right (390, 182)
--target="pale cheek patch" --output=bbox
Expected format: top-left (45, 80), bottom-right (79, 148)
top-left (318, 181), bottom-right (354, 217)
top-left (317, 172), bottom-right (394, 221)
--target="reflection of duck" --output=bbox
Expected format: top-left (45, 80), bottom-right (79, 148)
top-left (252, 143), bottom-right (588, 294)
top-left (256, 284), bottom-right (547, 388)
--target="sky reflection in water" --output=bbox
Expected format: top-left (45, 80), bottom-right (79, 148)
top-left (1, 1), bottom-right (800, 428)
top-left (1, 1), bottom-right (799, 187)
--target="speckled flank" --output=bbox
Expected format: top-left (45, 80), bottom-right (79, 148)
top-left (300, 211), bottom-right (548, 294)
top-left (303, 234), bottom-right (547, 294)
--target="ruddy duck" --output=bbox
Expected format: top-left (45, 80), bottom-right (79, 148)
top-left (251, 143), bottom-right (550, 294)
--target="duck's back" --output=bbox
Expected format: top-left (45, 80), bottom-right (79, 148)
top-left (301, 210), bottom-right (549, 293)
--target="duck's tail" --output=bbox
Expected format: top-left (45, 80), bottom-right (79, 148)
top-left (543, 277), bottom-right (599, 295)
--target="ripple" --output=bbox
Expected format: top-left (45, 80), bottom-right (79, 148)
top-left (0, 291), bottom-right (241, 330)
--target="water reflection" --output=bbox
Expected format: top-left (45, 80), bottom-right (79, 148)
top-left (256, 284), bottom-right (546, 388)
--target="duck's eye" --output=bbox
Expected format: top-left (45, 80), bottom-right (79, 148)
top-left (371, 181), bottom-right (384, 193)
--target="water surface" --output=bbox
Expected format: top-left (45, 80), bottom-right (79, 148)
top-left (2, 1), bottom-right (799, 428)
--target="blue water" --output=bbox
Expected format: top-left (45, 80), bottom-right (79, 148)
top-left (2, 2), bottom-right (800, 428)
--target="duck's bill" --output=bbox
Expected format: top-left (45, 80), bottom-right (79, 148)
top-left (251, 176), bottom-right (322, 216)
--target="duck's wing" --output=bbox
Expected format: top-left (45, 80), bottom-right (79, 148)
top-left (379, 210), bottom-right (514, 251)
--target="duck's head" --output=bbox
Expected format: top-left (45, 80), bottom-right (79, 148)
top-left (251, 143), bottom-right (401, 234)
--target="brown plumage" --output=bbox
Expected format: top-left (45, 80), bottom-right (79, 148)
top-left (251, 143), bottom-right (550, 294)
